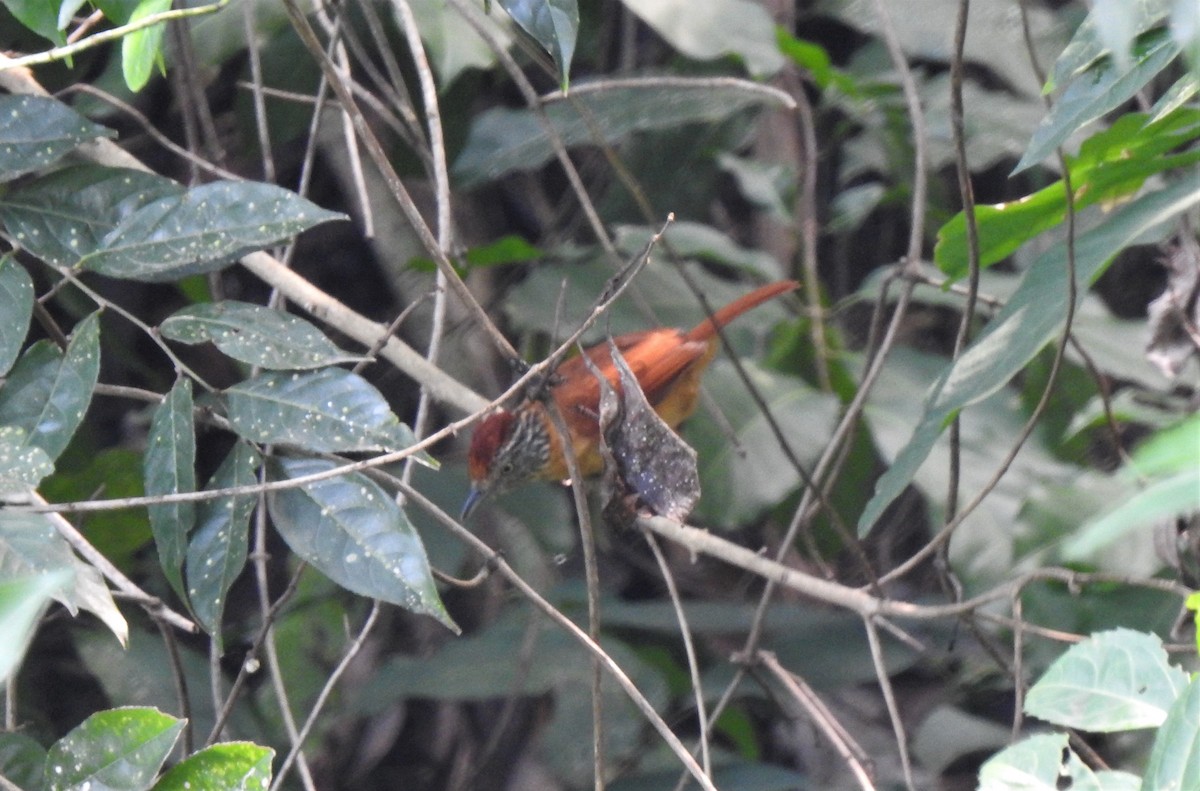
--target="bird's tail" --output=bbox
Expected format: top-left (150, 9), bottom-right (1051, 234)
top-left (685, 280), bottom-right (799, 342)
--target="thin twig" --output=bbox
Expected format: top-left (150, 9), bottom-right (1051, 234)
top-left (863, 616), bottom-right (914, 790)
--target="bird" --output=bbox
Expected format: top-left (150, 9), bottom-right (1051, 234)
top-left (462, 280), bottom-right (800, 517)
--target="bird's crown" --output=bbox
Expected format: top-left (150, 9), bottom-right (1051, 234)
top-left (467, 410), bottom-right (517, 481)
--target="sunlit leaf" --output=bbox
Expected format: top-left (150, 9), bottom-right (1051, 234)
top-left (153, 742), bottom-right (274, 790)
top-left (0, 426), bottom-right (53, 496)
top-left (1142, 673), bottom-right (1200, 789)
top-left (0, 570), bottom-right (72, 683)
top-left (122, 0), bottom-right (170, 92)
top-left (0, 95), bottom-right (113, 181)
top-left (225, 368), bottom-right (424, 455)
top-left (267, 457), bottom-right (458, 632)
top-left (44, 707), bottom-right (183, 791)
top-left (144, 378), bottom-right (196, 602)
top-left (161, 301), bottom-right (366, 370)
top-left (0, 312), bottom-right (101, 462)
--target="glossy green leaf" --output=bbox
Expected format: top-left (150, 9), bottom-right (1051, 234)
top-left (1142, 673), bottom-right (1200, 790)
top-left (3, 0), bottom-right (68, 45)
top-left (0, 95), bottom-right (113, 181)
top-left (153, 742), bottom-right (274, 790)
top-left (186, 442), bottom-right (260, 643)
top-left (937, 109), bottom-right (1200, 277)
top-left (0, 312), bottom-right (101, 461)
top-left (44, 707), bottom-right (183, 791)
top-left (453, 79), bottom-right (791, 186)
top-left (0, 426), bottom-right (54, 496)
top-left (858, 177), bottom-right (1200, 537)
top-left (0, 570), bottom-right (72, 683)
top-left (267, 457), bottom-right (457, 632)
top-left (122, 0), bottom-right (170, 92)
top-left (1015, 29), bottom-right (1181, 174)
top-left (498, 0), bottom-right (578, 92)
top-left (80, 181), bottom-right (346, 281)
top-left (1048, 0), bottom-right (1173, 89)
top-left (225, 368), bottom-right (422, 454)
top-left (1025, 629), bottom-right (1187, 730)
top-left (161, 301), bottom-right (366, 370)
top-left (0, 255), bottom-right (33, 376)
top-left (0, 165), bottom-right (184, 267)
top-left (145, 378), bottom-right (196, 602)
top-left (620, 0), bottom-right (784, 78)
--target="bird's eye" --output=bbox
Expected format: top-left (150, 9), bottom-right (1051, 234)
top-left (500, 461), bottom-right (514, 475)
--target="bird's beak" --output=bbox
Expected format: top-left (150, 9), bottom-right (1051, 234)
top-left (460, 484), bottom-right (486, 521)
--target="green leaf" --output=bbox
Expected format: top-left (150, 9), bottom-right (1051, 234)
top-left (3, 0), bottom-right (68, 45)
top-left (0, 730), bottom-right (47, 791)
top-left (498, 0), bottom-right (578, 92)
top-left (267, 457), bottom-right (457, 632)
top-left (858, 177), bottom-right (1200, 536)
top-left (620, 0), bottom-right (784, 78)
top-left (0, 570), bottom-right (72, 683)
top-left (1142, 673), bottom-right (1200, 791)
top-left (0, 426), bottom-right (54, 496)
top-left (0, 95), bottom-right (114, 181)
top-left (937, 109), bottom-right (1200, 277)
top-left (152, 742), bottom-right (274, 790)
top-left (453, 79), bottom-right (791, 186)
top-left (1015, 29), bottom-right (1181, 174)
top-left (122, 0), bottom-right (171, 92)
top-left (0, 312), bottom-right (101, 461)
top-left (0, 165), bottom-right (184, 267)
top-left (44, 707), bottom-right (184, 791)
top-left (145, 378), bottom-right (196, 602)
top-left (0, 255), bottom-right (34, 376)
top-left (80, 181), bottom-right (347, 281)
top-left (161, 300), bottom-right (366, 370)
top-left (225, 368), bottom-right (424, 454)
top-left (1048, 0), bottom-right (1174, 89)
top-left (978, 733), bottom-right (1087, 790)
top-left (1025, 629), bottom-right (1188, 731)
top-left (185, 442), bottom-right (260, 644)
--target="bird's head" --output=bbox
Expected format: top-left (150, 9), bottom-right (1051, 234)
top-left (462, 407), bottom-right (552, 518)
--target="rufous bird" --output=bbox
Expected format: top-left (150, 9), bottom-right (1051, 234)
top-left (462, 280), bottom-right (799, 517)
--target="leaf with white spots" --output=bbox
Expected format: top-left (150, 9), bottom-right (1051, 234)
top-left (161, 301), bottom-right (367, 370)
top-left (225, 368), bottom-right (429, 458)
top-left (81, 180), bottom-right (347, 282)
top-left (145, 378), bottom-right (196, 603)
top-left (0, 312), bottom-right (101, 462)
top-left (44, 706), bottom-right (183, 791)
top-left (0, 165), bottom-right (183, 267)
top-left (267, 457), bottom-right (458, 633)
top-left (0, 95), bottom-right (115, 182)
top-left (0, 426), bottom-right (54, 496)
top-left (186, 442), bottom-right (260, 645)
top-left (153, 741), bottom-right (275, 790)
top-left (0, 255), bottom-right (34, 376)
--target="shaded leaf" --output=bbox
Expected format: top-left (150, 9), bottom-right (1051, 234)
top-left (0, 255), bottom-right (34, 376)
top-left (453, 79), bottom-right (791, 186)
top-left (122, 0), bottom-right (170, 92)
top-left (153, 742), bottom-right (274, 790)
top-left (498, 0), bottom-right (578, 92)
top-left (1024, 629), bottom-right (1188, 730)
top-left (0, 730), bottom-right (46, 791)
top-left (1015, 29), bottom-right (1181, 174)
top-left (0, 312), bottom-right (101, 461)
top-left (620, 0), bottom-right (783, 77)
top-left (616, 222), bottom-right (783, 280)
top-left (0, 570), bottom-right (72, 683)
top-left (186, 442), bottom-right (260, 644)
top-left (145, 378), bottom-right (196, 602)
top-left (1048, 0), bottom-right (1174, 89)
top-left (0, 95), bottom-right (113, 181)
top-left (0, 165), bottom-right (184, 267)
top-left (267, 457), bottom-right (457, 632)
top-left (161, 301), bottom-right (366, 370)
top-left (44, 707), bottom-right (183, 791)
top-left (80, 181), bottom-right (346, 282)
top-left (858, 177), bottom-right (1200, 537)
top-left (225, 368), bottom-right (424, 455)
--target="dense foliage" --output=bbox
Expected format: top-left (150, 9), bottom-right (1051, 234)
top-left (0, 0), bottom-right (1198, 789)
